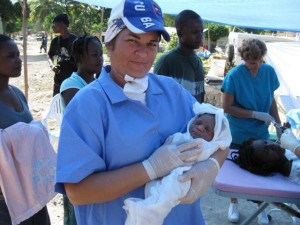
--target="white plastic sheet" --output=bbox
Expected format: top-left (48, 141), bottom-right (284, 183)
top-left (265, 42), bottom-right (300, 112)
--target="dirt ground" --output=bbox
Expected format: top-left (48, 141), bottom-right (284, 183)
top-left (11, 39), bottom-right (298, 225)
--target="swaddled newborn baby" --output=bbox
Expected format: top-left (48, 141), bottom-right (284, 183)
top-left (123, 103), bottom-right (232, 225)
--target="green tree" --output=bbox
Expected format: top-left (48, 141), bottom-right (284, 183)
top-left (0, 0), bottom-right (23, 35)
top-left (68, 2), bottom-right (106, 36)
top-left (203, 23), bottom-right (229, 51)
top-left (167, 32), bottom-right (178, 51)
top-left (0, 0), bottom-right (13, 22)
top-left (163, 14), bottom-right (175, 27)
top-left (30, 0), bottom-right (64, 33)
top-left (205, 23), bottom-right (229, 42)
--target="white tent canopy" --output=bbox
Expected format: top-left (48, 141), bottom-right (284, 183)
top-left (265, 42), bottom-right (300, 112)
top-left (76, 0), bottom-right (300, 32)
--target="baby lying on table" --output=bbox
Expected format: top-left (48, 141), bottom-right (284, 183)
top-left (123, 103), bottom-right (232, 225)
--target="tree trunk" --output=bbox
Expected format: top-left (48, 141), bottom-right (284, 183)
top-left (0, 15), bottom-right (3, 34)
top-left (99, 7), bottom-right (105, 42)
top-left (19, 0), bottom-right (28, 99)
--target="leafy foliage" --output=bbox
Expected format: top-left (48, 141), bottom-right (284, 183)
top-left (30, 0), bottom-right (62, 28)
top-left (70, 3), bottom-right (109, 36)
top-left (163, 14), bottom-right (175, 27)
top-left (167, 32), bottom-right (178, 51)
top-left (0, 0), bottom-right (14, 21)
top-left (204, 23), bottom-right (229, 42)
top-left (0, 0), bottom-right (23, 34)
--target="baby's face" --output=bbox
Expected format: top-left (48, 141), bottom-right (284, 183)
top-left (189, 114), bottom-right (215, 141)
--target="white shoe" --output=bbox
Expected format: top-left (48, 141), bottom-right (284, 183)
top-left (228, 202), bottom-right (239, 223)
top-left (257, 209), bottom-right (270, 225)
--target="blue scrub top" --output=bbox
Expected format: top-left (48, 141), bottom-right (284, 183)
top-left (221, 63), bottom-right (280, 144)
top-left (56, 68), bottom-right (205, 225)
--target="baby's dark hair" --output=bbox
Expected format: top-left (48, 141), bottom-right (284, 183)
top-left (199, 113), bottom-right (215, 118)
top-left (0, 34), bottom-right (12, 49)
top-left (71, 35), bottom-right (102, 65)
top-left (230, 138), bottom-right (275, 176)
top-left (197, 113), bottom-right (215, 123)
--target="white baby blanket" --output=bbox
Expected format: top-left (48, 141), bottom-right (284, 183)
top-left (124, 167), bottom-right (191, 225)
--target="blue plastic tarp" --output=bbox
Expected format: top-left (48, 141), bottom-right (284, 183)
top-left (75, 0), bottom-right (300, 32)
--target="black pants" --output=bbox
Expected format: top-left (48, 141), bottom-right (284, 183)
top-left (40, 45), bottom-right (47, 53)
top-left (0, 199), bottom-right (50, 225)
top-left (63, 195), bottom-right (77, 225)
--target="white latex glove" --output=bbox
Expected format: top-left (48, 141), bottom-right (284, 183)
top-left (143, 140), bottom-right (202, 180)
top-left (186, 139), bottom-right (219, 162)
top-left (280, 128), bottom-right (300, 153)
top-left (178, 158), bottom-right (219, 204)
top-left (252, 111), bottom-right (272, 125)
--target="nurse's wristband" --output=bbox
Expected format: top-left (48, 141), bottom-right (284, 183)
top-left (142, 160), bottom-right (157, 180)
top-left (208, 157), bottom-right (220, 173)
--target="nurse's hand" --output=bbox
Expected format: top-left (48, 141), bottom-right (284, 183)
top-left (252, 111), bottom-right (272, 125)
top-left (142, 140), bottom-right (203, 180)
top-left (178, 158), bottom-right (219, 204)
top-left (280, 128), bottom-right (300, 153)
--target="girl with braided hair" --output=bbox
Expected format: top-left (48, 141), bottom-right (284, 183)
top-left (60, 35), bottom-right (103, 108)
top-left (230, 139), bottom-right (300, 184)
top-left (59, 34), bottom-right (103, 225)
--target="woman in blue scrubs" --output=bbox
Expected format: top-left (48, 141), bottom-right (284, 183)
top-left (222, 38), bottom-right (281, 224)
top-left (55, 0), bottom-right (228, 224)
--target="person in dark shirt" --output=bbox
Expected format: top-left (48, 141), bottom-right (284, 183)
top-left (154, 10), bottom-right (205, 103)
top-left (48, 13), bottom-right (77, 96)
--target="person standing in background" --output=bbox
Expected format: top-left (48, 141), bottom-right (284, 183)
top-left (40, 34), bottom-right (47, 53)
top-left (48, 14), bottom-right (77, 96)
top-left (60, 35), bottom-right (103, 107)
top-left (154, 10), bottom-right (205, 103)
top-left (221, 38), bottom-right (281, 225)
